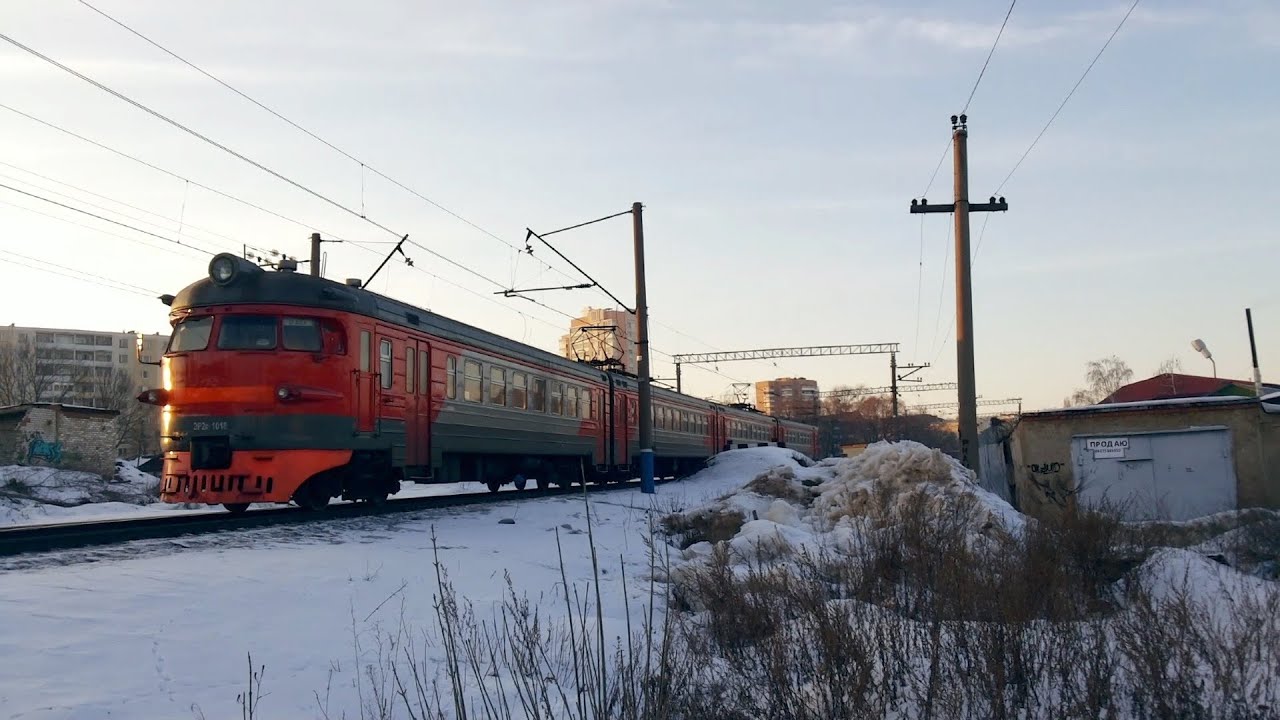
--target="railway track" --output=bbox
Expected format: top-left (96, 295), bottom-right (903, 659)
top-left (0, 478), bottom-right (666, 559)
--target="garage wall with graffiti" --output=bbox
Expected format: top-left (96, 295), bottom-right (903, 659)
top-left (0, 403), bottom-right (120, 477)
top-left (1008, 396), bottom-right (1280, 521)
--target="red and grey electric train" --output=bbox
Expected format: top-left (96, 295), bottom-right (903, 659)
top-left (139, 254), bottom-right (820, 513)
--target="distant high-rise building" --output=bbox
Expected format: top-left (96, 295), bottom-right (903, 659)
top-left (558, 307), bottom-right (637, 373)
top-left (755, 377), bottom-right (820, 419)
top-left (0, 324), bottom-right (169, 408)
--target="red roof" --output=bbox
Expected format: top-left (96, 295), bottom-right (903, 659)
top-left (1101, 373), bottom-right (1259, 404)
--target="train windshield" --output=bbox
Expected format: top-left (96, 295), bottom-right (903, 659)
top-left (217, 315), bottom-right (277, 350)
top-left (168, 316), bottom-right (213, 352)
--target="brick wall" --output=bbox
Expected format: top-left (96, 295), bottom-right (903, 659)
top-left (4, 404), bottom-right (121, 477)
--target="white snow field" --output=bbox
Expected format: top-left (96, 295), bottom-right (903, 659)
top-left (0, 447), bottom-right (801, 719)
top-left (1, 442), bottom-right (1274, 718)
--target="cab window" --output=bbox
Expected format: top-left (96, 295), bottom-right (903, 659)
top-left (168, 316), bottom-right (213, 352)
top-left (217, 316), bottom-right (276, 350)
top-left (282, 317), bottom-right (323, 351)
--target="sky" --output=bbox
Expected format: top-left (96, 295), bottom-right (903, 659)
top-left (0, 0), bottom-right (1276, 413)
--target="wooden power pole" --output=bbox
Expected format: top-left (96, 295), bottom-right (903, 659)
top-left (633, 202), bottom-right (654, 494)
top-left (910, 114), bottom-right (1007, 472)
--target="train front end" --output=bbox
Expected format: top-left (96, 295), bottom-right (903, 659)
top-left (141, 254), bottom-right (356, 512)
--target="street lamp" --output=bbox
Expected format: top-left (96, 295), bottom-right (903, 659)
top-left (1191, 338), bottom-right (1216, 378)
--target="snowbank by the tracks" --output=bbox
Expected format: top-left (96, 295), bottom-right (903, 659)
top-left (664, 441), bottom-right (1024, 576)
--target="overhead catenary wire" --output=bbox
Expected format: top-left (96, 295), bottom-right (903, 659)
top-left (0, 163), bottom-right (242, 254)
top-left (74, 0), bottom-right (584, 287)
top-left (0, 197), bottom-right (191, 258)
top-left (0, 31), bottom-right (412, 242)
top-left (0, 249), bottom-right (162, 297)
top-left (72, 3), bottom-right (757, 382)
top-left (13, 23), bottom-right (755, 394)
top-left (0, 182), bottom-right (219, 255)
top-left (1, 35), bottom-right (650, 353)
top-left (0, 103), bottom-right (354, 244)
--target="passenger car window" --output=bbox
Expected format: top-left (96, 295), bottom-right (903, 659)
top-left (419, 350), bottom-right (429, 395)
top-left (217, 316), bottom-right (276, 350)
top-left (530, 378), bottom-right (546, 412)
top-left (489, 366), bottom-right (506, 405)
top-left (379, 340), bottom-right (393, 389)
top-left (406, 348), bottom-right (415, 393)
top-left (550, 383), bottom-right (563, 415)
top-left (511, 372), bottom-right (528, 409)
top-left (463, 360), bottom-right (481, 402)
top-left (169, 316), bottom-right (213, 352)
top-left (282, 317), bottom-right (323, 351)
top-left (446, 356), bottom-right (457, 399)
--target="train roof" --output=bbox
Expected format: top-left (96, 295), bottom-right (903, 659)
top-left (168, 258), bottom-right (815, 430)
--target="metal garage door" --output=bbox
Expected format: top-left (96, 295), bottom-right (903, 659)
top-left (1071, 426), bottom-right (1236, 521)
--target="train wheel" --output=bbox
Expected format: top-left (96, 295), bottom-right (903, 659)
top-left (513, 474), bottom-right (527, 491)
top-left (535, 477), bottom-right (549, 490)
top-left (223, 503), bottom-right (250, 515)
top-left (486, 480), bottom-right (501, 493)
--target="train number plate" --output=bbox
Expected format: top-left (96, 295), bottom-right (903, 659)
top-left (191, 421), bottom-right (230, 432)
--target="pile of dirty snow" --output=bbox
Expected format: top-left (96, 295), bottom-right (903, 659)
top-left (0, 461), bottom-right (162, 526)
top-left (662, 441), bottom-right (1025, 581)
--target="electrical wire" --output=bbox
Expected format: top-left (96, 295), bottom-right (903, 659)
top-left (0, 164), bottom-right (241, 254)
top-left (75, 0), bottom-right (586, 287)
top-left (13, 22), bottom-right (757, 394)
top-left (0, 103), bottom-right (353, 243)
top-left (0, 31), bottom-right (412, 241)
top-left (0, 249), bottom-right (162, 298)
top-left (928, 218), bottom-right (954, 362)
top-left (962, 0), bottom-right (1018, 114)
top-left (73, 3), bottom-right (753, 379)
top-left (0, 182), bottom-right (218, 255)
top-left (0, 197), bottom-right (190, 258)
top-left (995, 0), bottom-right (1141, 194)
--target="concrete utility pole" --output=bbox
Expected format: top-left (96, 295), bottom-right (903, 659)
top-left (910, 114), bottom-right (1008, 472)
top-left (1247, 308), bottom-right (1263, 397)
top-left (310, 233), bottom-right (322, 277)
top-left (632, 202), bottom-right (654, 494)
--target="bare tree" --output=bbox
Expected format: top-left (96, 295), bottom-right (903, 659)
top-left (0, 340), bottom-right (89, 406)
top-left (1062, 355), bottom-right (1134, 406)
top-left (1154, 356), bottom-right (1183, 375)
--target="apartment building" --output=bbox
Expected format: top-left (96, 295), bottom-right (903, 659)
top-left (0, 324), bottom-right (169, 408)
top-left (755, 377), bottom-right (820, 419)
top-left (558, 307), bottom-right (637, 374)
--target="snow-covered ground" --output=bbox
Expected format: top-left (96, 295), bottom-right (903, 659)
top-left (0, 447), bottom-right (801, 719)
top-left (1, 443), bottom-right (1274, 718)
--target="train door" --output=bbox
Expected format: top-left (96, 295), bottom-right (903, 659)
top-left (405, 341), bottom-right (431, 471)
top-left (607, 379), bottom-right (628, 473)
top-left (374, 326), bottom-right (408, 466)
top-left (354, 328), bottom-right (376, 433)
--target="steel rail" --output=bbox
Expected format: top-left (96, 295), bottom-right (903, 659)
top-left (0, 478), bottom-right (670, 559)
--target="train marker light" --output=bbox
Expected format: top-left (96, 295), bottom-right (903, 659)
top-left (209, 254), bottom-right (238, 285)
top-left (136, 388), bottom-right (169, 406)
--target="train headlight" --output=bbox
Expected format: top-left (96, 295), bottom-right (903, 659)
top-left (209, 254), bottom-right (238, 285)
